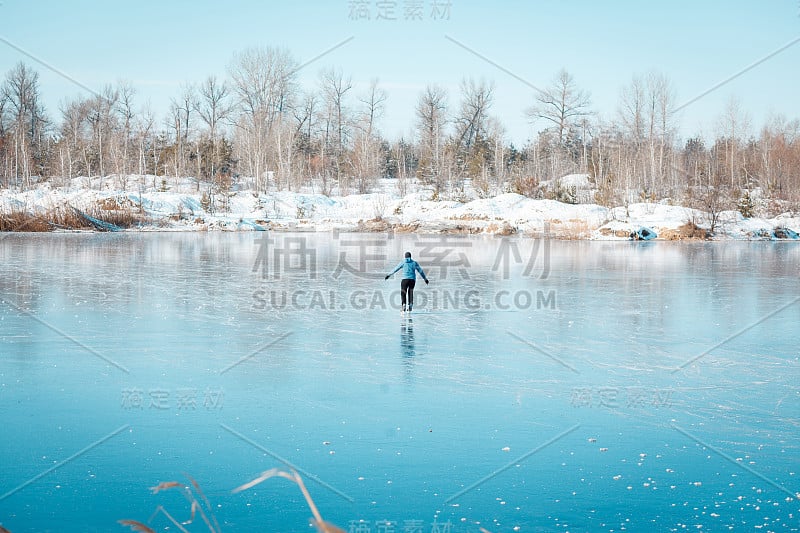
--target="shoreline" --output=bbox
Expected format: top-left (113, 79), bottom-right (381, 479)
top-left (1, 179), bottom-right (799, 241)
top-left (4, 213), bottom-right (799, 242)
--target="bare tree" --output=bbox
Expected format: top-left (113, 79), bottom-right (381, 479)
top-left (452, 78), bottom-right (494, 190)
top-left (716, 96), bottom-right (751, 190)
top-left (453, 78), bottom-right (493, 150)
top-left (166, 84), bottom-right (195, 179)
top-left (319, 67), bottom-right (353, 193)
top-left (758, 114), bottom-right (800, 199)
top-left (116, 81), bottom-right (136, 178)
top-left (487, 116), bottom-right (506, 191)
top-left (616, 72), bottom-right (677, 199)
top-left (229, 46), bottom-right (298, 191)
top-left (357, 78), bottom-right (387, 138)
top-left (58, 85), bottom-right (130, 184)
top-left (85, 85), bottom-right (119, 180)
top-left (415, 84), bottom-right (448, 190)
top-left (351, 79), bottom-right (387, 193)
top-left (2, 62), bottom-right (48, 187)
top-left (527, 69), bottom-right (591, 145)
top-left (135, 105), bottom-right (155, 178)
top-left (195, 76), bottom-right (231, 142)
top-left (58, 96), bottom-right (89, 180)
top-left (618, 75), bottom-right (645, 146)
top-left (0, 95), bottom-right (7, 184)
top-left (194, 75), bottom-right (233, 184)
top-left (291, 91), bottom-right (320, 189)
top-left (645, 72), bottom-right (677, 194)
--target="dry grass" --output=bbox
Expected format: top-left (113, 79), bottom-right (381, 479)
top-left (393, 223), bottom-right (421, 233)
top-left (118, 520), bottom-right (155, 533)
top-left (598, 227), bottom-right (632, 238)
top-left (0, 210), bottom-right (52, 232)
top-left (447, 213), bottom-right (490, 221)
top-left (87, 206), bottom-right (148, 229)
top-left (97, 197), bottom-right (133, 210)
top-left (119, 469), bottom-right (345, 533)
top-left (440, 224), bottom-right (484, 234)
top-left (677, 221), bottom-right (710, 239)
top-left (355, 218), bottom-right (392, 232)
top-left (660, 221), bottom-right (710, 240)
top-left (547, 219), bottom-right (592, 239)
top-left (486, 221), bottom-right (516, 235)
top-left (118, 474), bottom-right (221, 533)
top-left (0, 203), bottom-right (149, 232)
top-left (233, 468), bottom-right (346, 533)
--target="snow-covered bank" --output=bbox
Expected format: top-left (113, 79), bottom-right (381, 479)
top-left (2, 177), bottom-right (799, 240)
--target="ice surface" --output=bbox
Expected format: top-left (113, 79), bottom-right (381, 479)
top-left (0, 233), bottom-right (798, 532)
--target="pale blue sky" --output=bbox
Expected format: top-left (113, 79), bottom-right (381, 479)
top-left (1, 0), bottom-right (798, 145)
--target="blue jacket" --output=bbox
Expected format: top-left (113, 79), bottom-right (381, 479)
top-left (389, 258), bottom-right (428, 281)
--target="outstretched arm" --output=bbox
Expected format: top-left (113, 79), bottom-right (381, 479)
top-left (416, 263), bottom-right (429, 284)
top-left (385, 262), bottom-right (403, 279)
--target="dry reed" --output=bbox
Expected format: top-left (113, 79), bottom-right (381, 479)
top-left (0, 203), bottom-right (149, 232)
top-left (119, 468), bottom-right (345, 532)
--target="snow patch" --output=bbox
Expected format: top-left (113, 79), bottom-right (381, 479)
top-left (2, 176), bottom-right (799, 240)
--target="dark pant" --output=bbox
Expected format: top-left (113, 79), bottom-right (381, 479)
top-left (401, 278), bottom-right (416, 308)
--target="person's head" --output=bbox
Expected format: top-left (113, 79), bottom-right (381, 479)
top-left (404, 251), bottom-right (411, 259)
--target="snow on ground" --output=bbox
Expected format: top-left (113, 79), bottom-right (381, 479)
top-left (1, 175), bottom-right (798, 240)
top-left (539, 173), bottom-right (593, 190)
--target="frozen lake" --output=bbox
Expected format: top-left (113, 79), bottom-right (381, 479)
top-left (1, 232), bottom-right (798, 532)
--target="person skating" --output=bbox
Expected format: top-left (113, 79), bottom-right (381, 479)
top-left (385, 251), bottom-right (429, 313)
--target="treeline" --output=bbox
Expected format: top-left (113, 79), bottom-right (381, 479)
top-left (1, 47), bottom-right (799, 212)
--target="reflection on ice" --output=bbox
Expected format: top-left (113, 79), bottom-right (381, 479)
top-left (401, 317), bottom-right (416, 360)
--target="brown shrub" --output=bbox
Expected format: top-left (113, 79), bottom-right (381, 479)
top-left (661, 222), bottom-right (710, 240)
top-left (0, 211), bottom-right (51, 231)
top-left (0, 204), bottom-right (150, 232)
top-left (678, 221), bottom-right (710, 239)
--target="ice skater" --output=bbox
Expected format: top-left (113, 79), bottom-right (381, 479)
top-left (385, 251), bottom-right (429, 313)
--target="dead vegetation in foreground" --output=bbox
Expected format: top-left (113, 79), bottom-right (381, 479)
top-left (118, 469), bottom-right (347, 533)
top-left (0, 468), bottom-right (496, 532)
